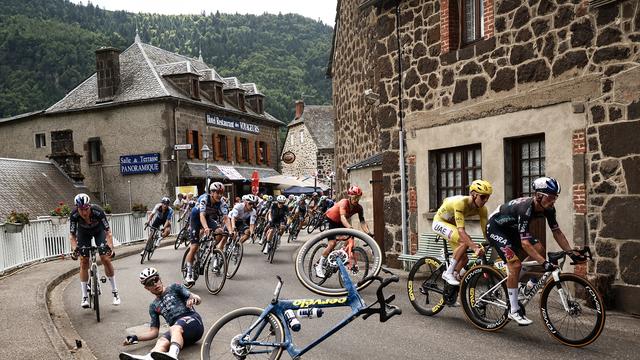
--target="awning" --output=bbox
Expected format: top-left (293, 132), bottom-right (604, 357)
top-left (216, 165), bottom-right (244, 180)
top-left (183, 162), bottom-right (279, 181)
top-left (261, 174), bottom-right (309, 187)
top-left (234, 165), bottom-right (280, 180)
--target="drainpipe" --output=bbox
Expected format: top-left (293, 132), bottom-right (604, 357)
top-left (174, 100), bottom-right (180, 187)
top-left (396, 2), bottom-right (409, 256)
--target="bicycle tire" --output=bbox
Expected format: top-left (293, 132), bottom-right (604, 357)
top-left (295, 229), bottom-right (382, 296)
top-left (539, 273), bottom-right (606, 347)
top-left (205, 249), bottom-right (227, 295)
top-left (337, 246), bottom-right (371, 288)
top-left (92, 270), bottom-right (100, 322)
top-left (460, 265), bottom-right (509, 331)
top-left (407, 256), bottom-right (447, 316)
top-left (306, 216), bottom-right (317, 234)
top-left (226, 240), bottom-right (243, 279)
top-left (147, 240), bottom-right (156, 261)
top-left (318, 219), bottom-right (327, 232)
top-left (267, 232), bottom-right (279, 264)
top-left (181, 247), bottom-right (194, 289)
top-left (201, 307), bottom-right (284, 360)
top-left (175, 228), bottom-right (188, 249)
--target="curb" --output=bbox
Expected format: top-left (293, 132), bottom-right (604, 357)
top-left (43, 239), bottom-right (176, 359)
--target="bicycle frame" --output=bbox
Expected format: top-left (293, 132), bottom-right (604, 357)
top-left (237, 260), bottom-right (378, 358)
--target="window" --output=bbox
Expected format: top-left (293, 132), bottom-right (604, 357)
top-left (238, 93), bottom-right (246, 112)
top-left (299, 129), bottom-right (304, 144)
top-left (35, 133), bottom-right (46, 148)
top-left (191, 79), bottom-right (200, 99)
top-left (431, 144), bottom-right (482, 208)
top-left (187, 130), bottom-right (201, 159)
top-left (215, 86), bottom-right (223, 105)
top-left (257, 141), bottom-right (268, 164)
top-left (88, 138), bottom-right (102, 164)
top-left (215, 134), bottom-right (228, 160)
top-left (506, 135), bottom-right (545, 198)
top-left (462, 0), bottom-right (484, 45)
top-left (257, 98), bottom-right (264, 114)
top-left (241, 138), bottom-right (250, 162)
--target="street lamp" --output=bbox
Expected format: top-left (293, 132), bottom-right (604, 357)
top-left (202, 144), bottom-right (210, 193)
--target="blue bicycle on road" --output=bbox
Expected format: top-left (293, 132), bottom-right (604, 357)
top-left (200, 250), bottom-right (401, 359)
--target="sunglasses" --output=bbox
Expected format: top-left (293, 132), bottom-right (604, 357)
top-left (541, 193), bottom-right (558, 201)
top-left (144, 276), bottom-right (160, 287)
top-left (78, 205), bottom-right (91, 210)
top-left (478, 194), bottom-right (490, 201)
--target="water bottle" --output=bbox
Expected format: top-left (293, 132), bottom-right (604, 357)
top-left (297, 308), bottom-right (324, 319)
top-left (284, 310), bottom-right (301, 331)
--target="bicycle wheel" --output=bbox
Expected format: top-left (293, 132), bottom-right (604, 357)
top-left (539, 273), bottom-right (606, 347)
top-left (319, 219), bottom-right (327, 232)
top-left (175, 228), bottom-right (188, 249)
top-left (226, 240), bottom-right (244, 279)
top-left (460, 265), bottom-right (509, 331)
top-left (181, 247), bottom-right (194, 289)
top-left (201, 307), bottom-right (284, 360)
top-left (407, 256), bottom-right (447, 316)
top-left (147, 239), bottom-right (156, 261)
top-left (92, 271), bottom-right (100, 322)
top-left (205, 249), bottom-right (228, 295)
top-left (337, 246), bottom-right (371, 288)
top-left (306, 216), bottom-right (317, 234)
top-left (267, 232), bottom-right (279, 264)
top-left (295, 229), bottom-right (382, 296)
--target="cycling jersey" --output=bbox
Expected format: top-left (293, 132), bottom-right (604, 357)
top-left (229, 203), bottom-right (257, 225)
top-left (148, 283), bottom-right (199, 328)
top-left (193, 193), bottom-right (228, 223)
top-left (150, 203), bottom-right (174, 227)
top-left (325, 199), bottom-right (364, 224)
top-left (489, 197), bottom-right (559, 240)
top-left (269, 203), bottom-right (288, 224)
top-left (69, 205), bottom-right (110, 235)
top-left (434, 195), bottom-right (488, 229)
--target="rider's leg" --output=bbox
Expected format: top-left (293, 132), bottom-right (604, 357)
top-left (239, 228), bottom-right (250, 244)
top-left (433, 221), bottom-right (463, 283)
top-left (506, 259), bottom-right (522, 311)
top-left (79, 256), bottom-right (89, 300)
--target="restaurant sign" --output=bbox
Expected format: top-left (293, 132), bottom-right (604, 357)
top-left (206, 114), bottom-right (260, 134)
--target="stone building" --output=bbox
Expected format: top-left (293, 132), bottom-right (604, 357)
top-left (328, 0), bottom-right (640, 312)
top-left (0, 36), bottom-right (283, 212)
top-left (281, 100), bottom-right (336, 188)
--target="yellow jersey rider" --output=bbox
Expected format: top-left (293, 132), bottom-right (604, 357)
top-left (432, 179), bottom-right (492, 285)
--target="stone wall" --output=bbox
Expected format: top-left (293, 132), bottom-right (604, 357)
top-left (281, 123), bottom-right (318, 178)
top-left (316, 149), bottom-right (335, 182)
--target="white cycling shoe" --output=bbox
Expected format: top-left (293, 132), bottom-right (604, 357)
top-left (119, 352), bottom-right (152, 360)
top-left (442, 272), bottom-right (460, 286)
top-left (508, 309), bottom-right (533, 326)
top-left (184, 274), bottom-right (195, 285)
top-left (263, 244), bottom-right (270, 254)
top-left (81, 297), bottom-right (90, 308)
top-left (112, 291), bottom-right (121, 306)
top-left (314, 261), bottom-right (326, 278)
top-left (150, 351), bottom-right (178, 360)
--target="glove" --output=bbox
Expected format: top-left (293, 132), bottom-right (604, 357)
top-left (543, 260), bottom-right (557, 272)
top-left (70, 248), bottom-right (79, 261)
top-left (568, 251), bottom-right (586, 263)
top-left (123, 335), bottom-right (138, 345)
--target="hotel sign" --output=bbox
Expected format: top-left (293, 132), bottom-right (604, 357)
top-left (206, 114), bottom-right (260, 134)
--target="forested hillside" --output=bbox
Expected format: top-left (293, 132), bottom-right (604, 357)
top-left (0, 0), bottom-right (333, 122)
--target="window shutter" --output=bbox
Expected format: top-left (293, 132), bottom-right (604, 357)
top-left (266, 143), bottom-right (271, 166)
top-left (249, 139), bottom-right (255, 164)
top-left (212, 134), bottom-right (218, 160)
top-left (226, 136), bottom-right (233, 161)
top-left (199, 133), bottom-right (205, 160)
top-left (187, 130), bottom-right (194, 159)
top-left (256, 141), bottom-right (261, 165)
top-left (236, 136), bottom-right (242, 163)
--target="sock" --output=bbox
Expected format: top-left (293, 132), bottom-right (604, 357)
top-left (80, 281), bottom-right (88, 298)
top-left (508, 288), bottom-right (519, 313)
top-left (320, 256), bottom-right (327, 265)
top-left (186, 263), bottom-right (192, 276)
top-left (108, 276), bottom-right (118, 292)
top-left (169, 342), bottom-right (181, 357)
top-left (446, 259), bottom-right (458, 275)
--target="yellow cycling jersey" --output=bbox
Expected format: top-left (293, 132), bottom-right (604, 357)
top-left (434, 195), bottom-right (488, 234)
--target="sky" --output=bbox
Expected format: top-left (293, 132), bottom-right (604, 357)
top-left (69, 0), bottom-right (338, 26)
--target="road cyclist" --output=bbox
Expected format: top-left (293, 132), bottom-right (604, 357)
top-left (69, 193), bottom-right (121, 308)
top-left (120, 267), bottom-right (204, 360)
top-left (141, 197), bottom-right (174, 260)
top-left (432, 179), bottom-right (492, 287)
top-left (315, 185), bottom-right (372, 279)
top-left (261, 195), bottom-right (289, 258)
top-left (184, 182), bottom-right (229, 285)
top-left (228, 194), bottom-right (259, 245)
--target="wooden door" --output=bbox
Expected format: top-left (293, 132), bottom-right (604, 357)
top-left (371, 170), bottom-right (385, 262)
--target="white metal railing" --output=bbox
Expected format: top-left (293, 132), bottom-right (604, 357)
top-left (0, 212), bottom-right (180, 275)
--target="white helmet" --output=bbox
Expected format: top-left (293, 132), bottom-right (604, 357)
top-left (242, 194), bottom-right (259, 204)
top-left (276, 195), bottom-right (286, 203)
top-left (139, 267), bottom-right (159, 284)
top-left (210, 182), bottom-right (224, 193)
top-left (74, 193), bottom-right (91, 208)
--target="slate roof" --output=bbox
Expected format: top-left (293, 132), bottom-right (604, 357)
top-left (222, 77), bottom-right (243, 90)
top-left (42, 40), bottom-right (283, 125)
top-left (289, 105), bottom-right (335, 150)
top-left (0, 158), bottom-right (87, 221)
top-left (242, 83), bottom-right (264, 96)
top-left (347, 153), bottom-right (382, 171)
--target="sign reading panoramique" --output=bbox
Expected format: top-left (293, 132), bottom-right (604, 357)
top-left (120, 153), bottom-right (161, 175)
top-left (206, 113), bottom-right (260, 134)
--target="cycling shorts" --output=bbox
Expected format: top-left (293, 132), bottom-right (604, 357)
top-left (161, 312), bottom-right (204, 346)
top-left (326, 218), bottom-right (344, 240)
top-left (431, 220), bottom-right (460, 250)
top-left (152, 216), bottom-right (170, 230)
top-left (235, 220), bottom-right (249, 234)
top-left (190, 215), bottom-right (219, 244)
top-left (76, 228), bottom-right (107, 257)
top-left (487, 221), bottom-right (539, 263)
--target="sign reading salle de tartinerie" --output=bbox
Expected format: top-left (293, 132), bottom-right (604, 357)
top-left (206, 113), bottom-right (260, 134)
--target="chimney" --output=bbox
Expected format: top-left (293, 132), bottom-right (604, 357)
top-left (47, 130), bottom-right (85, 182)
top-left (295, 100), bottom-right (305, 119)
top-left (95, 47), bottom-right (121, 102)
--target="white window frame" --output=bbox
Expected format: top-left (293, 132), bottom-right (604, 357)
top-left (35, 133), bottom-right (46, 148)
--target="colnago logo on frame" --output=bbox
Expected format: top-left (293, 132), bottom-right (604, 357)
top-left (292, 297), bottom-right (348, 308)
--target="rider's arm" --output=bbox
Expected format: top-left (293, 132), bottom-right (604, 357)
top-left (480, 206), bottom-right (489, 240)
top-left (186, 293), bottom-right (202, 308)
top-left (521, 238), bottom-right (546, 263)
top-left (552, 228), bottom-right (573, 253)
top-left (339, 201), bottom-right (351, 228)
top-left (199, 212), bottom-right (209, 232)
top-left (453, 201), bottom-right (476, 249)
top-left (133, 326), bottom-right (160, 342)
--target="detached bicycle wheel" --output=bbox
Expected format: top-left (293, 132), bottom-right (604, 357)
top-left (201, 307), bottom-right (284, 360)
top-left (205, 249), bottom-right (227, 295)
top-left (460, 265), bottom-right (509, 331)
top-left (295, 229), bottom-right (382, 296)
top-left (539, 273), bottom-right (606, 347)
top-left (407, 256), bottom-right (446, 316)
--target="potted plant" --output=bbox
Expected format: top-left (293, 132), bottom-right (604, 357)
top-left (49, 202), bottom-right (71, 226)
top-left (131, 203), bottom-right (148, 218)
top-left (103, 203), bottom-right (113, 221)
top-left (4, 211), bottom-right (30, 233)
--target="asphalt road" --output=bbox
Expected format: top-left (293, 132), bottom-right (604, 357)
top-left (59, 233), bottom-right (639, 360)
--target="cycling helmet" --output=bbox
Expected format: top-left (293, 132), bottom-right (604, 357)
top-left (268, 195), bottom-right (273, 202)
top-left (312, 192), bottom-right (318, 197)
top-left (242, 194), bottom-right (259, 204)
top-left (320, 195), bottom-right (327, 201)
top-left (210, 182), bottom-right (224, 193)
top-left (74, 193), bottom-right (91, 208)
top-left (469, 180), bottom-right (493, 195)
top-left (276, 195), bottom-right (286, 203)
top-left (288, 195), bottom-right (295, 200)
top-left (139, 267), bottom-right (159, 284)
top-left (533, 177), bottom-right (561, 195)
top-left (347, 186), bottom-right (363, 196)
top-left (262, 195), bottom-right (269, 201)
top-left (161, 196), bottom-right (170, 205)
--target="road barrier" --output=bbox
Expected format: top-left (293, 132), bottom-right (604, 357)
top-left (0, 213), bottom-right (180, 274)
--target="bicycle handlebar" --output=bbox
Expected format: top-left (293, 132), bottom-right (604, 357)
top-left (359, 274), bottom-right (402, 322)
